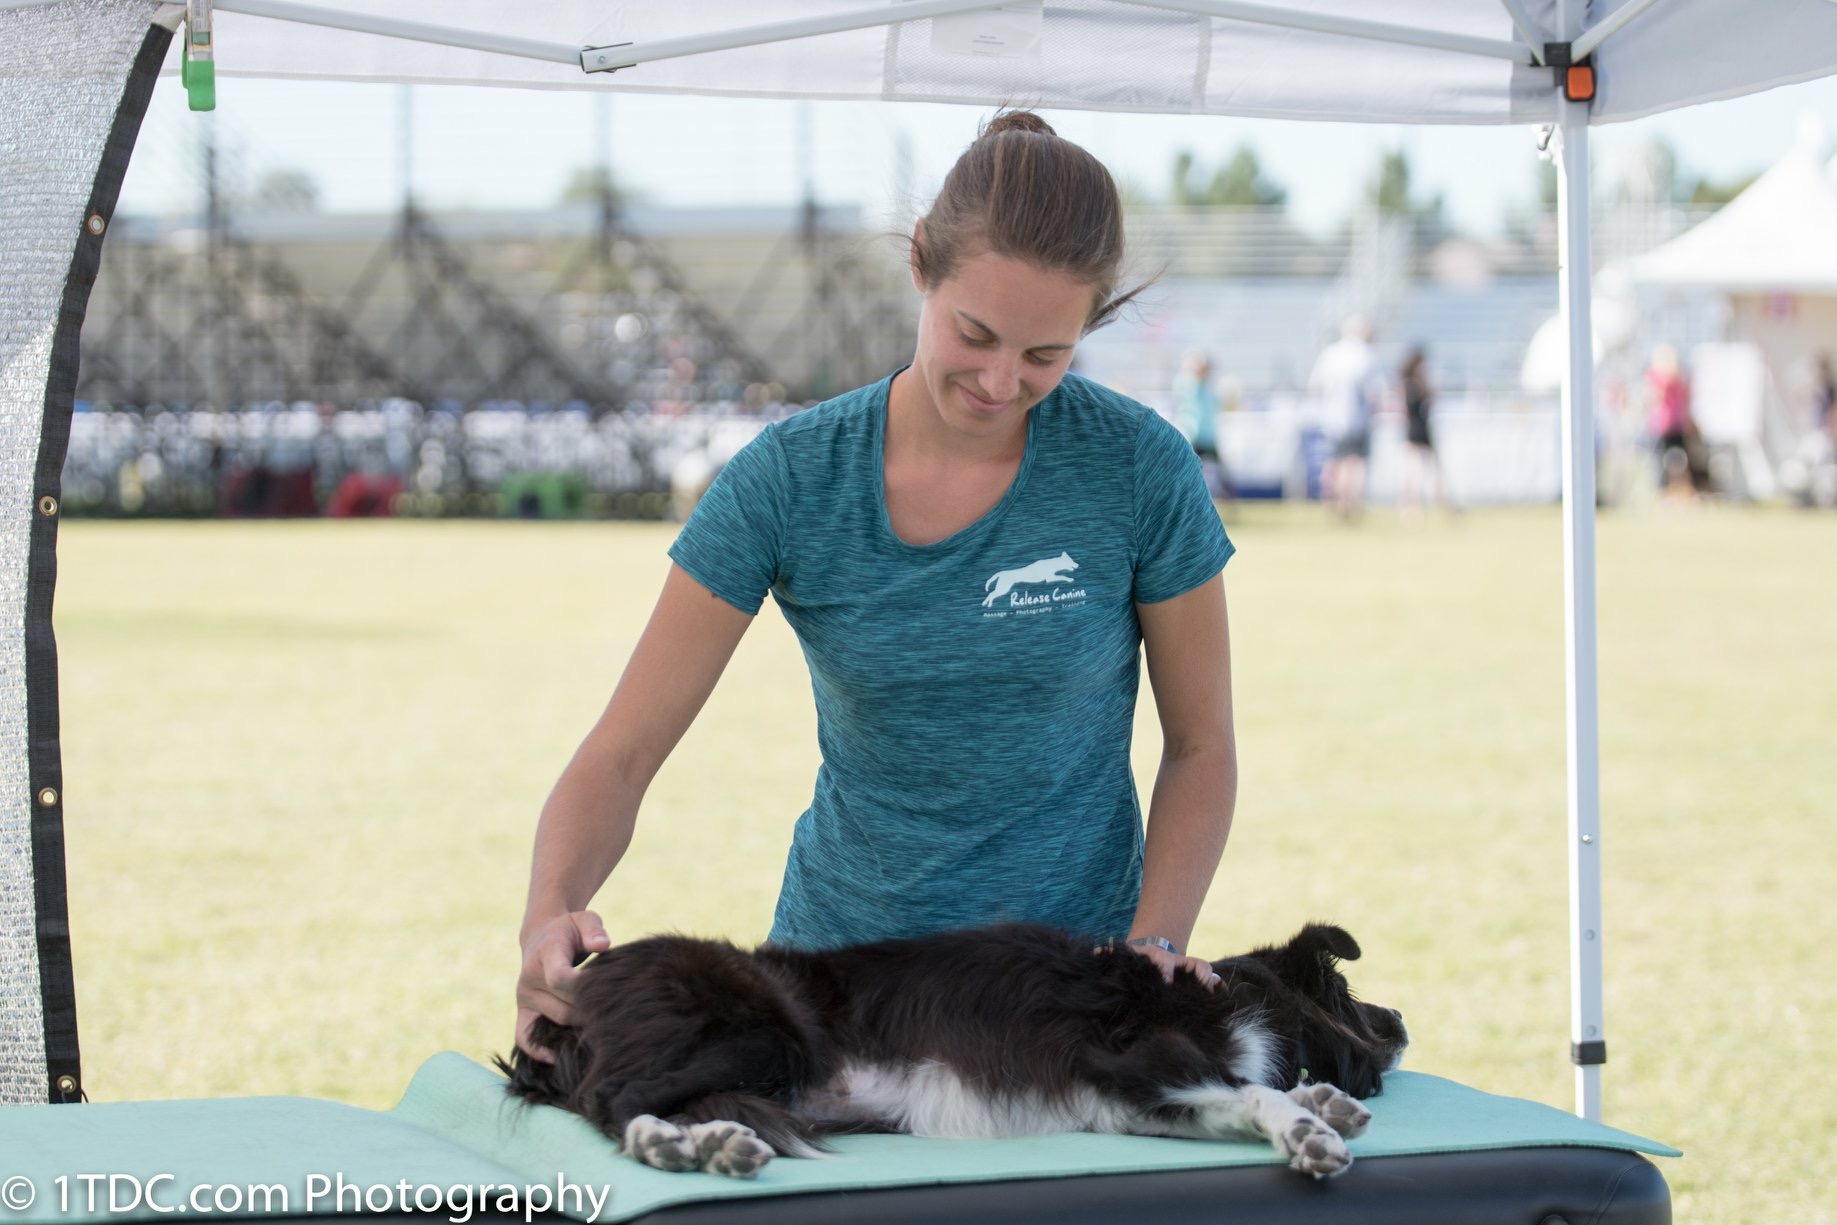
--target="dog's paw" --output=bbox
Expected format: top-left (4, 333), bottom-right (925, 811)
top-left (622, 1114), bottom-right (700, 1173)
top-left (686, 1121), bottom-right (774, 1179)
top-left (1288, 1082), bottom-right (1371, 1139)
top-left (1278, 1115), bottom-right (1354, 1179)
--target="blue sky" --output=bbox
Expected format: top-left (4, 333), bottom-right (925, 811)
top-left (116, 65), bottom-right (1837, 239)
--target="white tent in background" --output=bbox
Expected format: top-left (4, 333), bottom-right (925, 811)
top-left (1629, 121), bottom-right (1837, 484)
top-left (6, 0), bottom-right (1837, 1127)
top-left (1632, 121), bottom-right (1837, 295)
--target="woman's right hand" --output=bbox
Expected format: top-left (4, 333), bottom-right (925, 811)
top-left (515, 910), bottom-right (612, 1062)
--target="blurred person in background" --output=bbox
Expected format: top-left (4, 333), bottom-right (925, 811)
top-left (1816, 352), bottom-right (1836, 444)
top-left (515, 110), bottom-right (1237, 1062)
top-left (1398, 345), bottom-right (1456, 519)
top-left (1783, 351), bottom-right (1837, 508)
top-left (1309, 314), bottom-right (1383, 520)
top-left (1644, 344), bottom-right (1708, 501)
top-left (1171, 347), bottom-right (1231, 500)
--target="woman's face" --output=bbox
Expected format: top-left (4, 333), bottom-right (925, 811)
top-left (907, 246), bottom-right (1094, 446)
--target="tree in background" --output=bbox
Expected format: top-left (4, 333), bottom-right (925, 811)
top-left (1685, 172), bottom-right (1760, 207)
top-left (1612, 137), bottom-right (1758, 207)
top-left (1367, 150), bottom-right (1443, 223)
top-left (252, 168), bottom-right (320, 213)
top-left (1171, 145), bottom-right (1288, 208)
top-left (1363, 148), bottom-right (1449, 250)
top-left (558, 166), bottom-right (633, 208)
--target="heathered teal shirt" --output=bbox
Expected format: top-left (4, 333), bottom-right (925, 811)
top-left (668, 372), bottom-right (1234, 950)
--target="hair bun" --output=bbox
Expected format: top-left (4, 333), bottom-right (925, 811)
top-left (980, 109), bottom-right (1057, 140)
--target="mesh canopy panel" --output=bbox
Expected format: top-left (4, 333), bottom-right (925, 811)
top-left (0, 0), bottom-right (160, 1105)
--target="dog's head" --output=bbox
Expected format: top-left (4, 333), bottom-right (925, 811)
top-left (1213, 923), bottom-right (1407, 1098)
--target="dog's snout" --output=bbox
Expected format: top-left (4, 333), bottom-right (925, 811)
top-left (1364, 1003), bottom-right (1407, 1045)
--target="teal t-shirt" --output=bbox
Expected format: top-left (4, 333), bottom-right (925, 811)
top-left (668, 372), bottom-right (1235, 949)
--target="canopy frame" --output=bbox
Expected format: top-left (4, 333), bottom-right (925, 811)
top-left (171, 0), bottom-right (1662, 77)
top-left (181, 0), bottom-right (1635, 1125)
top-left (12, 0), bottom-right (1731, 1121)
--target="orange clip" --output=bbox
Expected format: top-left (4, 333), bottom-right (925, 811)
top-left (1565, 64), bottom-right (1596, 102)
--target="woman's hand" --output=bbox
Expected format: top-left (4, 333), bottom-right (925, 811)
top-left (1127, 941), bottom-right (1223, 990)
top-left (1096, 939), bottom-right (1222, 990)
top-left (515, 911), bottom-right (611, 1061)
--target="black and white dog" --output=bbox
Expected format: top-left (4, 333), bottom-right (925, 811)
top-left (500, 922), bottom-right (1406, 1180)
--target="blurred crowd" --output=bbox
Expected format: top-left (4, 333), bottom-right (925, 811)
top-left (62, 398), bottom-right (789, 519)
top-left (1166, 315), bottom-right (1837, 515)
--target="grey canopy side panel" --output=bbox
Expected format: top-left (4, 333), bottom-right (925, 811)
top-left (0, 0), bottom-right (169, 1105)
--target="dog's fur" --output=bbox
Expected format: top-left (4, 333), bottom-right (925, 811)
top-left (499, 922), bottom-right (1406, 1180)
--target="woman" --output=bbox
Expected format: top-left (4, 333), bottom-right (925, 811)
top-left (1645, 344), bottom-right (1705, 497)
top-left (516, 112), bottom-right (1238, 1060)
top-left (1399, 345), bottom-right (1452, 516)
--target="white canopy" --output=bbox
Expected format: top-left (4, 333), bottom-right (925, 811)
top-left (1632, 137), bottom-right (1837, 294)
top-left (187, 0), bottom-right (1837, 127)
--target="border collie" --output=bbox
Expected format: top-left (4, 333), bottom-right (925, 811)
top-left (499, 922), bottom-right (1406, 1180)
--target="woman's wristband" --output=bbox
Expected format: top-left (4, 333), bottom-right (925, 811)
top-left (1120, 935), bottom-right (1181, 957)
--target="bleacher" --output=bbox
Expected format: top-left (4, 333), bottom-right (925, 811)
top-left (1077, 276), bottom-right (1557, 410)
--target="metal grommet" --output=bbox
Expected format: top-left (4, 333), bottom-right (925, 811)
top-left (38, 494), bottom-right (58, 517)
top-left (86, 214), bottom-right (106, 236)
top-left (56, 1075), bottom-right (77, 1094)
top-left (36, 786), bottom-right (58, 808)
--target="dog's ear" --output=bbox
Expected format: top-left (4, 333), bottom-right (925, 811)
top-left (1265, 924), bottom-right (1361, 995)
top-left (1296, 923), bottom-right (1361, 964)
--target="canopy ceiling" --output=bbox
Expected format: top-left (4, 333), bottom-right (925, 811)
top-left (176, 0), bottom-right (1837, 126)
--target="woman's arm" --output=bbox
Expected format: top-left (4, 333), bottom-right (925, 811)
top-left (516, 562), bottom-right (755, 1057)
top-left (1129, 572), bottom-right (1237, 982)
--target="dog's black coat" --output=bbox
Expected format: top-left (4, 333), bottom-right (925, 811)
top-left (500, 922), bottom-right (1405, 1170)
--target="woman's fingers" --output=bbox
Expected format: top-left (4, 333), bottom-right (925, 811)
top-left (514, 910), bottom-right (611, 1060)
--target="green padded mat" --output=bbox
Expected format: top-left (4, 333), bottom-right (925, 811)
top-left (0, 1053), bottom-right (1678, 1224)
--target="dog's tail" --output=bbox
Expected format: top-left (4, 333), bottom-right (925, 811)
top-left (493, 1019), bottom-right (588, 1109)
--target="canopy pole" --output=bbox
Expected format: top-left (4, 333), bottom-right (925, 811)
top-left (1495, 0), bottom-right (1550, 62)
top-left (1554, 96), bottom-right (1605, 1124)
top-left (1573, 0), bottom-right (1662, 61)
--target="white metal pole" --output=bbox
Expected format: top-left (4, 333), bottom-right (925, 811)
top-left (1495, 0), bottom-right (1550, 61)
top-left (1554, 96), bottom-right (1606, 1124)
top-left (210, 0), bottom-right (1013, 77)
top-left (1573, 0), bottom-right (1662, 61)
top-left (213, 0), bottom-right (583, 64)
top-left (579, 0), bottom-right (1012, 73)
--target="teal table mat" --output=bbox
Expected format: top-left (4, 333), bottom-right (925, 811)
top-left (0, 1052), bottom-right (1678, 1224)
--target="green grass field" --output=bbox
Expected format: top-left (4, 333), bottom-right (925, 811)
top-left (53, 504), bottom-right (1837, 1223)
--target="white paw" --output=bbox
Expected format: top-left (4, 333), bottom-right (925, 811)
top-left (622, 1114), bottom-right (700, 1173)
top-left (1288, 1082), bottom-right (1371, 1139)
top-left (1279, 1115), bottom-right (1354, 1179)
top-left (685, 1121), bottom-right (775, 1178)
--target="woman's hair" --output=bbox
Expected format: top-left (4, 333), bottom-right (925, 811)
top-left (912, 110), bottom-right (1142, 332)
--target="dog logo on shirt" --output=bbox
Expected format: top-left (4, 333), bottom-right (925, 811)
top-left (982, 552), bottom-right (1079, 608)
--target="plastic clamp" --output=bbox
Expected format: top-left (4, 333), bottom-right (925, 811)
top-left (184, 0), bottom-right (216, 111)
top-left (1543, 41), bottom-right (1596, 103)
